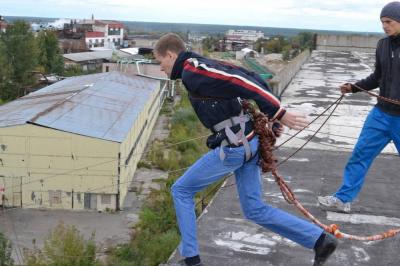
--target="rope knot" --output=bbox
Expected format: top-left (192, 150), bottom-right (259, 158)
top-left (327, 224), bottom-right (342, 238)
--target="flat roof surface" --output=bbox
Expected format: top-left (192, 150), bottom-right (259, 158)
top-left (63, 50), bottom-right (132, 62)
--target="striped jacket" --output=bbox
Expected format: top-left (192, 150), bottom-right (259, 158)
top-left (170, 52), bottom-right (285, 148)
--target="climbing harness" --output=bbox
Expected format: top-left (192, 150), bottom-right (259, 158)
top-left (213, 110), bottom-right (253, 161)
top-left (188, 91), bottom-right (255, 162)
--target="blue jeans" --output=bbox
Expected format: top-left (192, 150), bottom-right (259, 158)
top-left (335, 107), bottom-right (400, 203)
top-left (171, 136), bottom-right (323, 258)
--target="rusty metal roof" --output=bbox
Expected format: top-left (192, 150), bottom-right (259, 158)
top-left (0, 71), bottom-right (160, 142)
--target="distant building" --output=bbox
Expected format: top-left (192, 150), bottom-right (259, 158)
top-left (63, 50), bottom-right (135, 71)
top-left (0, 15), bottom-right (8, 33)
top-left (226, 29), bottom-right (264, 42)
top-left (61, 18), bottom-right (125, 52)
top-left (92, 20), bottom-right (124, 49)
top-left (188, 32), bottom-right (208, 42)
top-left (85, 31), bottom-right (105, 48)
top-left (125, 35), bottom-right (160, 49)
top-left (225, 29), bottom-right (264, 51)
top-left (59, 38), bottom-right (88, 54)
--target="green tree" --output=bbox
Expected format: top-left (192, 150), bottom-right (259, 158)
top-left (264, 36), bottom-right (288, 54)
top-left (201, 36), bottom-right (220, 52)
top-left (0, 40), bottom-right (12, 102)
top-left (265, 39), bottom-right (282, 53)
top-left (0, 232), bottom-right (14, 266)
top-left (298, 32), bottom-right (315, 49)
top-left (254, 38), bottom-right (269, 53)
top-left (24, 223), bottom-right (100, 266)
top-left (292, 32), bottom-right (315, 50)
top-left (0, 20), bottom-right (38, 100)
top-left (282, 44), bottom-right (292, 61)
top-left (37, 31), bottom-right (64, 75)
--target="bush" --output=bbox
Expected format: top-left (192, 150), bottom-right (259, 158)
top-left (132, 229), bottom-right (179, 266)
top-left (24, 222), bottom-right (101, 266)
top-left (0, 232), bottom-right (13, 266)
top-left (149, 144), bottom-right (181, 171)
top-left (106, 244), bottom-right (135, 266)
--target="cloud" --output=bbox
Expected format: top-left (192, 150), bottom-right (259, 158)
top-left (1, 0), bottom-right (394, 32)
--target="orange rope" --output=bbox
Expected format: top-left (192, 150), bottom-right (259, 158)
top-left (243, 100), bottom-right (400, 241)
top-left (353, 83), bottom-right (400, 106)
top-left (271, 169), bottom-right (400, 240)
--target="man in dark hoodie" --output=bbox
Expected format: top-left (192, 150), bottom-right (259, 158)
top-left (154, 33), bottom-right (338, 266)
top-left (318, 1), bottom-right (400, 213)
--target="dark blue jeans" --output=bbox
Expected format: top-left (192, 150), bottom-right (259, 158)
top-left (335, 107), bottom-right (400, 203)
top-left (171, 136), bottom-right (323, 257)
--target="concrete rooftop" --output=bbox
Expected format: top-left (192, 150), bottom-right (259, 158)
top-left (170, 50), bottom-right (400, 265)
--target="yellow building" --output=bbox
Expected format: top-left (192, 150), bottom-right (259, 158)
top-left (0, 71), bottom-right (166, 211)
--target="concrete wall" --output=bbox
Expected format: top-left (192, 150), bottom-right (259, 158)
top-left (103, 64), bottom-right (168, 209)
top-left (270, 49), bottom-right (311, 97)
top-left (316, 34), bottom-right (382, 53)
top-left (119, 82), bottom-right (166, 209)
top-left (0, 124), bottom-right (119, 211)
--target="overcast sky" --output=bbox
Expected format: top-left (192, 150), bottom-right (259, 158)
top-left (1, 0), bottom-right (396, 32)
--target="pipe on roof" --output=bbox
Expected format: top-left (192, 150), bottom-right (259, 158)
top-left (135, 60), bottom-right (170, 81)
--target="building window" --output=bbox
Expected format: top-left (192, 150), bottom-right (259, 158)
top-left (101, 194), bottom-right (111, 204)
top-left (49, 190), bottom-right (61, 205)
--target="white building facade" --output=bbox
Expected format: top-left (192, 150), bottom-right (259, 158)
top-left (84, 20), bottom-right (125, 49)
top-left (226, 29), bottom-right (264, 42)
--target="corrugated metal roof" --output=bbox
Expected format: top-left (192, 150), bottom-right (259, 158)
top-left (0, 71), bottom-right (160, 142)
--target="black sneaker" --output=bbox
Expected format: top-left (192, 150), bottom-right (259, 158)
top-left (313, 233), bottom-right (338, 266)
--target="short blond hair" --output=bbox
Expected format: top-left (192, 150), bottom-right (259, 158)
top-left (154, 33), bottom-right (185, 56)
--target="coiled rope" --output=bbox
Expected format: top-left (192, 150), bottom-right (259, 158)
top-left (242, 95), bottom-right (400, 241)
